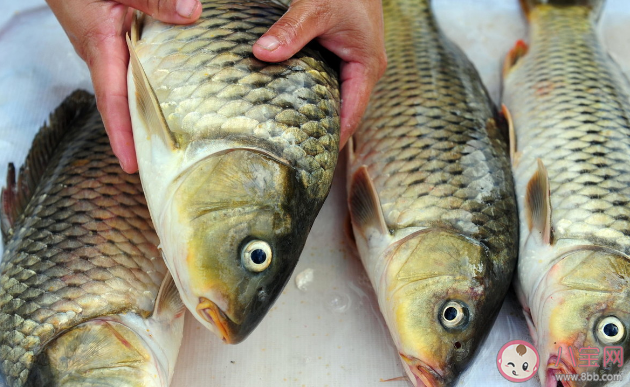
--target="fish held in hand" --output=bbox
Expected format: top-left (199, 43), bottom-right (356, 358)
top-left (346, 0), bottom-right (518, 385)
top-left (0, 91), bottom-right (184, 387)
top-left (504, 0), bottom-right (630, 386)
top-left (126, 0), bottom-right (340, 343)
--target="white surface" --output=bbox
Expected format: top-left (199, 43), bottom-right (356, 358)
top-left (0, 1), bottom-right (629, 386)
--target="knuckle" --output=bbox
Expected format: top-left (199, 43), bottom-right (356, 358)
top-left (271, 15), bottom-right (301, 42)
top-left (274, 1), bottom-right (332, 42)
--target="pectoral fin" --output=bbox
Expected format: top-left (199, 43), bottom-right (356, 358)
top-left (501, 104), bottom-right (520, 165)
top-left (346, 136), bottom-right (356, 164)
top-left (153, 272), bottom-right (185, 322)
top-left (525, 159), bottom-right (552, 244)
top-left (348, 166), bottom-right (389, 237)
top-left (126, 20), bottom-right (178, 150)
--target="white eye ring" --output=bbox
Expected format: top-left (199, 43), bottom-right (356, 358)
top-left (440, 301), bottom-right (469, 329)
top-left (596, 316), bottom-right (625, 345)
top-left (241, 240), bottom-right (272, 272)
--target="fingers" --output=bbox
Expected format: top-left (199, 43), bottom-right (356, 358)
top-left (46, 0), bottom-right (139, 172)
top-left (87, 33), bottom-right (139, 173)
top-left (79, 5), bottom-right (138, 173)
top-left (338, 62), bottom-right (371, 149)
top-left (252, 0), bottom-right (387, 147)
top-left (253, 0), bottom-right (333, 62)
top-left (116, 0), bottom-right (202, 23)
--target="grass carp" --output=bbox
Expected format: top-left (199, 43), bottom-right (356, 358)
top-left (504, 0), bottom-right (630, 385)
top-left (346, 0), bottom-right (518, 385)
top-left (126, 0), bottom-right (340, 344)
top-left (0, 91), bottom-right (184, 387)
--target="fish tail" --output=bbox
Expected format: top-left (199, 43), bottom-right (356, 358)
top-left (520, 0), bottom-right (604, 20)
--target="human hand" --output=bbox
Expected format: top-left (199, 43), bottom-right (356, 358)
top-left (252, 0), bottom-right (387, 149)
top-left (46, 0), bottom-right (202, 173)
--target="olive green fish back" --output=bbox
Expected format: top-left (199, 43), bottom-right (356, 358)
top-left (505, 4), bottom-right (630, 253)
top-left (135, 0), bottom-right (340, 200)
top-left (352, 0), bottom-right (517, 257)
top-left (0, 92), bottom-right (166, 386)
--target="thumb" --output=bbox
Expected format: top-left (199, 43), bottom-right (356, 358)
top-left (253, 1), bottom-right (332, 63)
top-left (117, 0), bottom-right (202, 23)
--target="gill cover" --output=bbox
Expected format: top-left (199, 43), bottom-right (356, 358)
top-left (171, 149), bottom-right (308, 343)
top-left (387, 229), bottom-right (498, 385)
top-left (534, 248), bottom-right (630, 385)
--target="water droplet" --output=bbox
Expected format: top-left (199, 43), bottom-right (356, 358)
top-left (325, 292), bottom-right (351, 313)
top-left (295, 268), bottom-right (314, 291)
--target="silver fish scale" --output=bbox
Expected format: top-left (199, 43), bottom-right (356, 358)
top-left (0, 108), bottom-right (166, 387)
top-left (352, 0), bottom-right (516, 256)
top-left (135, 0), bottom-right (340, 200)
top-left (505, 7), bottom-right (630, 253)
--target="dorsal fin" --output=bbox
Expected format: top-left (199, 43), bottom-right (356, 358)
top-left (503, 40), bottom-right (528, 78)
top-left (126, 13), bottom-right (179, 150)
top-left (1, 90), bottom-right (95, 242)
top-left (525, 159), bottom-right (552, 244)
top-left (153, 271), bottom-right (185, 322)
top-left (348, 166), bottom-right (389, 237)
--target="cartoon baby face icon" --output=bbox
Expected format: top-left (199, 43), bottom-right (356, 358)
top-left (497, 340), bottom-right (539, 382)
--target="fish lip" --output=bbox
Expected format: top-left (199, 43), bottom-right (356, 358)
top-left (400, 353), bottom-right (444, 387)
top-left (546, 356), bottom-right (577, 387)
top-left (197, 297), bottom-right (234, 344)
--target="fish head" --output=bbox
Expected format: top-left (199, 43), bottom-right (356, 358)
top-left (532, 248), bottom-right (630, 387)
top-left (386, 229), bottom-right (504, 386)
top-left (166, 149), bottom-right (307, 343)
top-left (26, 319), bottom-right (176, 387)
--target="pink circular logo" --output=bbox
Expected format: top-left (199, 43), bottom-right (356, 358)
top-left (497, 340), bottom-right (539, 382)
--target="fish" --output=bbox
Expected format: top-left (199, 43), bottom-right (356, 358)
top-left (125, 0), bottom-right (340, 343)
top-left (503, 0), bottom-right (630, 385)
top-left (0, 91), bottom-right (185, 387)
top-left (346, 0), bottom-right (518, 385)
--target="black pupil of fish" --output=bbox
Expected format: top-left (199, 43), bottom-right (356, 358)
top-left (444, 306), bottom-right (458, 321)
top-left (604, 323), bottom-right (619, 337)
top-left (251, 249), bottom-right (267, 265)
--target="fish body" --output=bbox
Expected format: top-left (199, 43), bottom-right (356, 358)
top-left (346, 0), bottom-right (518, 385)
top-left (0, 91), bottom-right (184, 387)
top-left (503, 0), bottom-right (630, 385)
top-left (126, 0), bottom-right (340, 343)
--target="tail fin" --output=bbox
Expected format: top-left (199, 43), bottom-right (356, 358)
top-left (520, 0), bottom-right (604, 20)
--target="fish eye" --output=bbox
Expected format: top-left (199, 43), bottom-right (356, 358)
top-left (439, 300), bottom-right (469, 329)
top-left (241, 240), bottom-right (272, 272)
top-left (522, 362), bottom-right (528, 371)
top-left (596, 316), bottom-right (625, 344)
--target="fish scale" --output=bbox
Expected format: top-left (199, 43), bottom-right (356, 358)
top-left (507, 5), bottom-right (630, 253)
top-left (347, 0), bottom-right (517, 385)
top-left (0, 93), bottom-right (168, 386)
top-left (135, 0), bottom-right (340, 199)
top-left (128, 0), bottom-right (340, 343)
top-left (352, 0), bottom-right (515, 255)
top-left (504, 1), bottom-right (630, 385)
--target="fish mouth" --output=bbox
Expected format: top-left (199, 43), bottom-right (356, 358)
top-left (546, 356), bottom-right (577, 387)
top-left (197, 297), bottom-right (234, 344)
top-left (400, 353), bottom-right (444, 387)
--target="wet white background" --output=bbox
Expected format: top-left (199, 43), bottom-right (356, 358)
top-left (0, 1), bottom-right (629, 386)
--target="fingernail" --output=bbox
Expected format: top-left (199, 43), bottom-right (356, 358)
top-left (176, 0), bottom-right (199, 18)
top-left (255, 35), bottom-right (280, 51)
